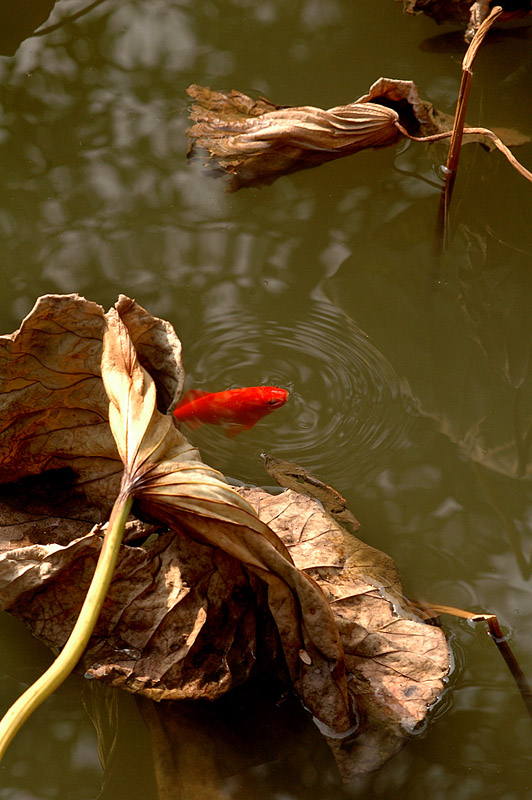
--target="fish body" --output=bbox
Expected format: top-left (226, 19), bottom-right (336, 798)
top-left (173, 386), bottom-right (289, 436)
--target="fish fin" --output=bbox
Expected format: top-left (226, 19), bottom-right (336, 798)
top-left (175, 389), bottom-right (211, 409)
top-left (224, 422), bottom-right (254, 437)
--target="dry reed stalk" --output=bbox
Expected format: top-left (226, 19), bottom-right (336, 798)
top-left (433, 5), bottom-right (503, 255)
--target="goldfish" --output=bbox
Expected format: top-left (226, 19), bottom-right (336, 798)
top-left (173, 386), bottom-right (289, 437)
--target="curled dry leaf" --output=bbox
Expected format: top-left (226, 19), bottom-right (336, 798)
top-left (187, 78), bottom-right (523, 190)
top-left (359, 79), bottom-right (531, 154)
top-left (0, 293), bottom-right (184, 514)
top-left (101, 301), bottom-right (352, 732)
top-left (238, 487), bottom-right (450, 778)
top-left (187, 82), bottom-right (401, 191)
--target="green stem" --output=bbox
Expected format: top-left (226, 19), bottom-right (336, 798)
top-left (0, 492), bottom-right (133, 760)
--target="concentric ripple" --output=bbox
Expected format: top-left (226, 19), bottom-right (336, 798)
top-left (178, 297), bottom-right (418, 493)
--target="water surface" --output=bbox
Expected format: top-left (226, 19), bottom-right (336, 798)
top-left (1, 2), bottom-right (532, 798)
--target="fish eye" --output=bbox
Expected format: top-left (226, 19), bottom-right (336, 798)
top-left (268, 399), bottom-right (280, 405)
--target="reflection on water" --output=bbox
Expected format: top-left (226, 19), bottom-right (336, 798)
top-left (325, 204), bottom-right (532, 480)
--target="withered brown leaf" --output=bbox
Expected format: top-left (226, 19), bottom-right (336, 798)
top-left (187, 78), bottom-right (529, 190)
top-left (262, 453), bottom-right (361, 530)
top-left (100, 300), bottom-right (352, 732)
top-left (0, 295), bottom-right (272, 702)
top-left (187, 82), bottom-right (402, 191)
top-left (0, 293), bottom-right (448, 773)
top-left (0, 293), bottom-right (184, 514)
top-left (2, 520), bottom-right (273, 700)
top-left (238, 487), bottom-right (450, 778)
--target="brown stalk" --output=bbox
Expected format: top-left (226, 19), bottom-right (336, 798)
top-left (434, 5), bottom-right (503, 257)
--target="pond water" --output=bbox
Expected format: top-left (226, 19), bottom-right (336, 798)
top-left (1, 1), bottom-right (532, 798)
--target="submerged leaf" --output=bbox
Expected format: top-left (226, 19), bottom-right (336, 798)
top-left (135, 678), bottom-right (343, 799)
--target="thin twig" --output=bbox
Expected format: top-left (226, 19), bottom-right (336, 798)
top-left (0, 492), bottom-right (133, 760)
top-left (395, 123), bottom-right (532, 184)
top-left (31, 0), bottom-right (108, 37)
top-left (446, 6), bottom-right (504, 176)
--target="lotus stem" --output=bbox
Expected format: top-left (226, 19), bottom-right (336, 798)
top-left (0, 492), bottom-right (133, 760)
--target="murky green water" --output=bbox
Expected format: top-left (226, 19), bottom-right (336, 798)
top-left (1, 1), bottom-right (532, 798)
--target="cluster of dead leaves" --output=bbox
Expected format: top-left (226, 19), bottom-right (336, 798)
top-left (0, 294), bottom-right (449, 779)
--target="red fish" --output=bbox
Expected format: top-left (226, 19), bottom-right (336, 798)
top-left (173, 386), bottom-right (289, 437)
